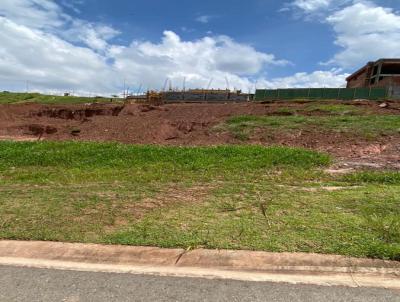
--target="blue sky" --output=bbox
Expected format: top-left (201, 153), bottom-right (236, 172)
top-left (1, 0), bottom-right (400, 95)
top-left (60, 0), bottom-right (337, 77)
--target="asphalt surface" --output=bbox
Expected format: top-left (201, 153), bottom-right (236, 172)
top-left (0, 266), bottom-right (399, 302)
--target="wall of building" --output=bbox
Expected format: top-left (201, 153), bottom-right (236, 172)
top-left (391, 86), bottom-right (400, 98)
top-left (347, 73), bottom-right (369, 88)
top-left (371, 77), bottom-right (400, 88)
top-left (347, 60), bottom-right (400, 88)
top-left (346, 65), bottom-right (373, 88)
top-left (161, 91), bottom-right (250, 102)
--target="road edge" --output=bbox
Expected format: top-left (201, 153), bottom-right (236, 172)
top-left (0, 240), bottom-right (399, 289)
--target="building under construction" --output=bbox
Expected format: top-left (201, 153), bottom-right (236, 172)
top-left (127, 89), bottom-right (252, 104)
top-left (346, 58), bottom-right (400, 97)
top-left (128, 58), bottom-right (400, 103)
top-left (161, 89), bottom-right (250, 102)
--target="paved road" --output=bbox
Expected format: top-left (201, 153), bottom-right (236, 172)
top-left (0, 266), bottom-right (399, 302)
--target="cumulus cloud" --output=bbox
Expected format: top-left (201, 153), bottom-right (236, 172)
top-left (258, 69), bottom-right (349, 89)
top-left (0, 0), bottom-right (349, 94)
top-left (284, 1), bottom-right (400, 71)
top-left (108, 30), bottom-right (291, 91)
top-left (290, 0), bottom-right (333, 12)
top-left (0, 0), bottom-right (120, 53)
top-left (326, 2), bottom-right (400, 68)
top-left (63, 20), bottom-right (121, 51)
top-left (0, 0), bottom-right (65, 29)
top-left (0, 16), bottom-right (119, 94)
top-left (282, 0), bottom-right (351, 16)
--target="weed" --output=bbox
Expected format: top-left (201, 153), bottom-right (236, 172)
top-left (363, 214), bottom-right (400, 244)
top-left (343, 171), bottom-right (400, 185)
top-left (304, 104), bottom-right (365, 115)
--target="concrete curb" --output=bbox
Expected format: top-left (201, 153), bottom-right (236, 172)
top-left (0, 240), bottom-right (399, 289)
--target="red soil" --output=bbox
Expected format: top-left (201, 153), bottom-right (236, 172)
top-left (1, 100), bottom-right (400, 169)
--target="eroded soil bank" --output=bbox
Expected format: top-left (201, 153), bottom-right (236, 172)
top-left (1, 100), bottom-right (399, 169)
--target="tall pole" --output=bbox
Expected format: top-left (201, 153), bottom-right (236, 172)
top-left (123, 78), bottom-right (126, 98)
top-left (182, 77), bottom-right (186, 101)
top-left (225, 77), bottom-right (230, 91)
top-left (162, 78), bottom-right (168, 92)
top-left (137, 84), bottom-right (143, 95)
top-left (207, 78), bottom-right (213, 90)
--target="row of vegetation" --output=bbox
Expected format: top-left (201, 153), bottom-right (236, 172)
top-left (0, 92), bottom-right (121, 104)
top-left (220, 114), bottom-right (400, 140)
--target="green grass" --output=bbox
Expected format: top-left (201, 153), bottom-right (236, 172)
top-left (0, 141), bottom-right (399, 261)
top-left (275, 104), bottom-right (366, 116)
top-left (304, 104), bottom-right (366, 115)
top-left (342, 171), bottom-right (400, 185)
top-left (0, 92), bottom-right (121, 104)
top-left (223, 115), bottom-right (400, 139)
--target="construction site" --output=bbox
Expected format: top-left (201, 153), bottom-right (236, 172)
top-left (1, 60), bottom-right (400, 273)
top-left (126, 89), bottom-right (252, 104)
top-left (2, 0), bottom-right (400, 296)
top-left (1, 58), bottom-right (400, 168)
top-left (0, 59), bottom-right (400, 165)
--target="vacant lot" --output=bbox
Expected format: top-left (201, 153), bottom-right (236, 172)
top-left (0, 141), bottom-right (399, 260)
top-left (1, 98), bottom-right (400, 167)
top-left (0, 93), bottom-right (399, 260)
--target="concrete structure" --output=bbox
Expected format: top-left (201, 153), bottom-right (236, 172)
top-left (346, 59), bottom-right (400, 97)
top-left (125, 94), bottom-right (147, 102)
top-left (161, 89), bottom-right (251, 103)
top-left (125, 90), bottom-right (252, 104)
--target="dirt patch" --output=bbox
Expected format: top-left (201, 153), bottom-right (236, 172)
top-left (102, 185), bottom-right (213, 232)
top-left (1, 100), bottom-right (400, 169)
top-left (329, 160), bottom-right (400, 171)
top-left (35, 105), bottom-right (124, 120)
top-left (0, 135), bottom-right (37, 142)
top-left (25, 124), bottom-right (58, 136)
top-left (135, 185), bottom-right (212, 218)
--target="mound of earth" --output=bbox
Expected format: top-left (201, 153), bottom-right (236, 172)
top-left (1, 100), bottom-right (400, 169)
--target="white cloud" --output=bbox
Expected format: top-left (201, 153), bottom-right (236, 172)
top-left (63, 20), bottom-right (121, 51)
top-left (284, 1), bottom-right (400, 71)
top-left (258, 69), bottom-right (349, 89)
top-left (0, 16), bottom-right (119, 94)
top-left (0, 0), bottom-right (349, 94)
top-left (282, 0), bottom-right (351, 16)
top-left (110, 31), bottom-right (289, 91)
top-left (0, 0), bottom-right (120, 53)
top-left (0, 0), bottom-right (65, 29)
top-left (196, 15), bottom-right (212, 24)
top-left (60, 0), bottom-right (83, 14)
top-left (326, 2), bottom-right (400, 68)
top-left (290, 0), bottom-right (333, 12)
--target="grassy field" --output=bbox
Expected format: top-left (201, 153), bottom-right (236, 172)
top-left (0, 141), bottom-right (399, 260)
top-left (221, 115), bottom-right (400, 140)
top-left (0, 92), bottom-right (121, 104)
top-left (276, 103), bottom-right (368, 116)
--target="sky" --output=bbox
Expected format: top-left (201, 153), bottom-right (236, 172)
top-left (0, 0), bottom-right (400, 96)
